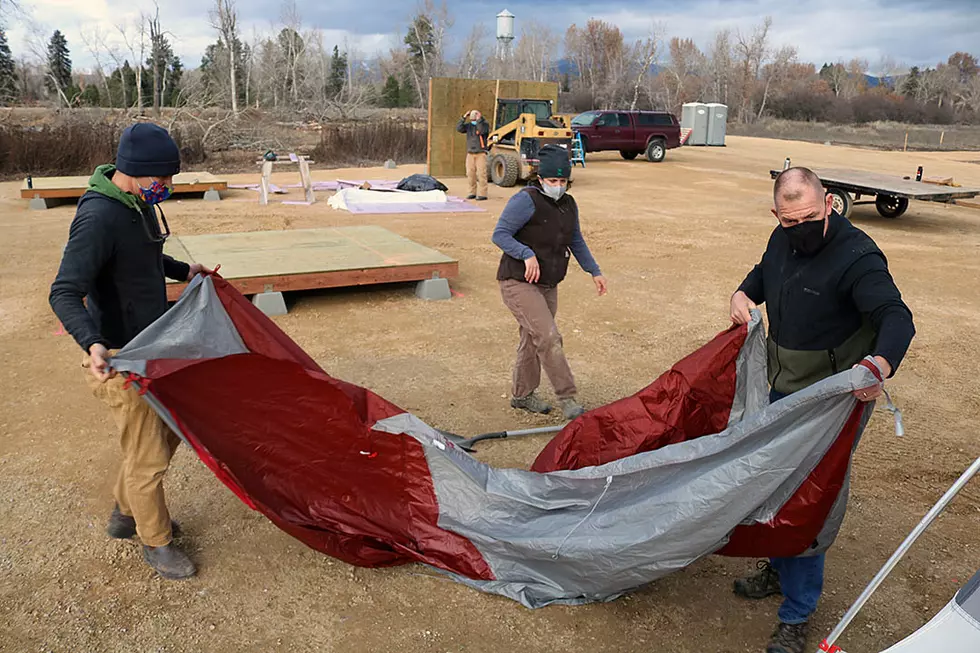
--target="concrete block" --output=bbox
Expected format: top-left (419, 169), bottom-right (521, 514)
top-left (203, 188), bottom-right (222, 202)
top-left (29, 196), bottom-right (52, 210)
top-left (384, 159), bottom-right (397, 169)
top-left (415, 277), bottom-right (451, 301)
top-left (251, 291), bottom-right (287, 315)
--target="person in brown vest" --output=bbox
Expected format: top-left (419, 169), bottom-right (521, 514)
top-left (491, 144), bottom-right (607, 420)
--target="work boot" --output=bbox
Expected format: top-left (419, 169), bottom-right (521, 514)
top-left (511, 392), bottom-right (552, 415)
top-left (559, 398), bottom-right (585, 420)
top-left (106, 504), bottom-right (181, 540)
top-left (766, 621), bottom-right (808, 653)
top-left (466, 194), bottom-right (477, 200)
top-left (142, 543), bottom-right (196, 580)
top-left (734, 560), bottom-right (782, 599)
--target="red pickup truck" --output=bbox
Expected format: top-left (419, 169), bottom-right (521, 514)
top-left (570, 110), bottom-right (681, 162)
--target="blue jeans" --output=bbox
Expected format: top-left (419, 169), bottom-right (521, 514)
top-left (770, 388), bottom-right (825, 624)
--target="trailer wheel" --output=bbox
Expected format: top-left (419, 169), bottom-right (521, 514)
top-left (646, 139), bottom-right (666, 163)
top-left (826, 187), bottom-right (852, 217)
top-left (491, 153), bottom-right (520, 187)
top-left (620, 150), bottom-right (639, 160)
top-left (875, 194), bottom-right (909, 219)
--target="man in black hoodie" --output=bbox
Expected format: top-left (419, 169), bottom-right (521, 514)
top-left (50, 123), bottom-right (210, 580)
top-left (729, 167), bottom-right (915, 653)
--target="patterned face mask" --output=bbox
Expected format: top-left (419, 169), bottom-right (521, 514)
top-left (138, 179), bottom-right (173, 205)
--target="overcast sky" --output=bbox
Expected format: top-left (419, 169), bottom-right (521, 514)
top-left (5, 0), bottom-right (978, 74)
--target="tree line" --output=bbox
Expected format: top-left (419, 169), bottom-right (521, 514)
top-left (2, 1), bottom-right (978, 126)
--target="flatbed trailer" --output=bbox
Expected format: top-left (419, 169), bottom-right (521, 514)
top-left (767, 167), bottom-right (980, 219)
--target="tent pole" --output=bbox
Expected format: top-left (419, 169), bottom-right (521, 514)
top-left (452, 425), bottom-right (565, 452)
top-left (819, 453), bottom-right (980, 652)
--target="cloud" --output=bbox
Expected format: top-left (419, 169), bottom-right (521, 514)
top-left (4, 0), bottom-right (977, 72)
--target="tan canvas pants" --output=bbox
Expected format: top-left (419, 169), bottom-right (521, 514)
top-left (499, 279), bottom-right (577, 400)
top-left (83, 356), bottom-right (180, 547)
top-left (466, 152), bottom-right (488, 197)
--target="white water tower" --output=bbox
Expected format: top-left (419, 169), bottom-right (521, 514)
top-left (496, 9), bottom-right (515, 59)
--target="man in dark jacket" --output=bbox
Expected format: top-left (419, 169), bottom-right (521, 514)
top-left (456, 109), bottom-right (490, 201)
top-left (729, 167), bottom-right (915, 653)
top-left (49, 123), bottom-right (211, 580)
top-left (492, 144), bottom-right (607, 420)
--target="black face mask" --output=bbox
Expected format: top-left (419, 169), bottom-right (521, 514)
top-left (783, 218), bottom-right (827, 256)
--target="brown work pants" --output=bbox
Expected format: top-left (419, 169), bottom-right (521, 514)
top-left (499, 279), bottom-right (577, 400)
top-left (466, 152), bottom-right (488, 198)
top-left (83, 356), bottom-right (180, 547)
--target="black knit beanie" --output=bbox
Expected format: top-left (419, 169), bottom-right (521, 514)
top-left (536, 144), bottom-right (571, 179)
top-left (115, 123), bottom-right (181, 177)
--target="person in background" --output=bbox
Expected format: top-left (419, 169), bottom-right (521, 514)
top-left (456, 109), bottom-right (490, 201)
top-left (49, 123), bottom-right (212, 581)
top-left (492, 144), bottom-right (607, 421)
top-left (729, 166), bottom-right (915, 653)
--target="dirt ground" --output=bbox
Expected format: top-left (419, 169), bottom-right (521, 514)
top-left (2, 136), bottom-right (979, 653)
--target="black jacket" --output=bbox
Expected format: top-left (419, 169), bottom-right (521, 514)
top-left (456, 116), bottom-right (490, 153)
top-left (49, 178), bottom-right (190, 353)
top-left (739, 212), bottom-right (915, 393)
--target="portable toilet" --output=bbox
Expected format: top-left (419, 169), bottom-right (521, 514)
top-left (681, 102), bottom-right (709, 146)
top-left (706, 103), bottom-right (728, 146)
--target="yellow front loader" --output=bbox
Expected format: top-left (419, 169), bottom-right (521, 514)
top-left (486, 98), bottom-right (575, 187)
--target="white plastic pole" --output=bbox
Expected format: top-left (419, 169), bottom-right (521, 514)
top-left (819, 453), bottom-right (980, 652)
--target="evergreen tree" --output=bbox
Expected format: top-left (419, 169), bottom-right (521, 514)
top-left (397, 72), bottom-right (416, 107)
top-left (0, 29), bottom-right (17, 105)
top-left (900, 66), bottom-right (920, 97)
top-left (166, 56), bottom-right (184, 106)
top-left (46, 30), bottom-right (72, 101)
top-left (327, 45), bottom-right (347, 98)
top-left (79, 83), bottom-right (101, 106)
top-left (201, 37), bottom-right (249, 105)
top-left (381, 74), bottom-right (400, 108)
top-left (404, 14), bottom-right (436, 67)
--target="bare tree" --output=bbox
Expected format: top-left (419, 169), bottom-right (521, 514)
top-left (660, 37), bottom-right (707, 111)
top-left (757, 45), bottom-right (797, 119)
top-left (456, 23), bottom-right (489, 79)
top-left (79, 27), bottom-right (114, 107)
top-left (278, 0), bottom-right (308, 106)
top-left (874, 55), bottom-right (902, 90)
top-left (733, 16), bottom-right (771, 122)
top-left (116, 18), bottom-right (148, 111)
top-left (629, 27), bottom-right (662, 110)
top-left (210, 0), bottom-right (240, 115)
top-left (147, 4), bottom-right (165, 115)
top-left (513, 21), bottom-right (558, 83)
top-left (707, 29), bottom-right (734, 107)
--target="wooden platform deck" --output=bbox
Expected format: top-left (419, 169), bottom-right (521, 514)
top-left (21, 172), bottom-right (228, 200)
top-left (163, 226), bottom-right (459, 301)
top-left (769, 168), bottom-right (980, 201)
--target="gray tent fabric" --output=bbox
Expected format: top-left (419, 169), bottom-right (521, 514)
top-left (111, 276), bottom-right (248, 377)
top-left (111, 279), bottom-right (884, 609)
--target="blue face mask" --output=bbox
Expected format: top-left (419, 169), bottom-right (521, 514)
top-left (471, 120), bottom-right (478, 125)
top-left (138, 179), bottom-right (173, 205)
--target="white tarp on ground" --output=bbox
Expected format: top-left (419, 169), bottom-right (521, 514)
top-left (327, 187), bottom-right (447, 211)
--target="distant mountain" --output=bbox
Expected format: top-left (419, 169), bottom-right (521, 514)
top-left (864, 74), bottom-right (898, 88)
top-left (554, 58), bottom-right (662, 76)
